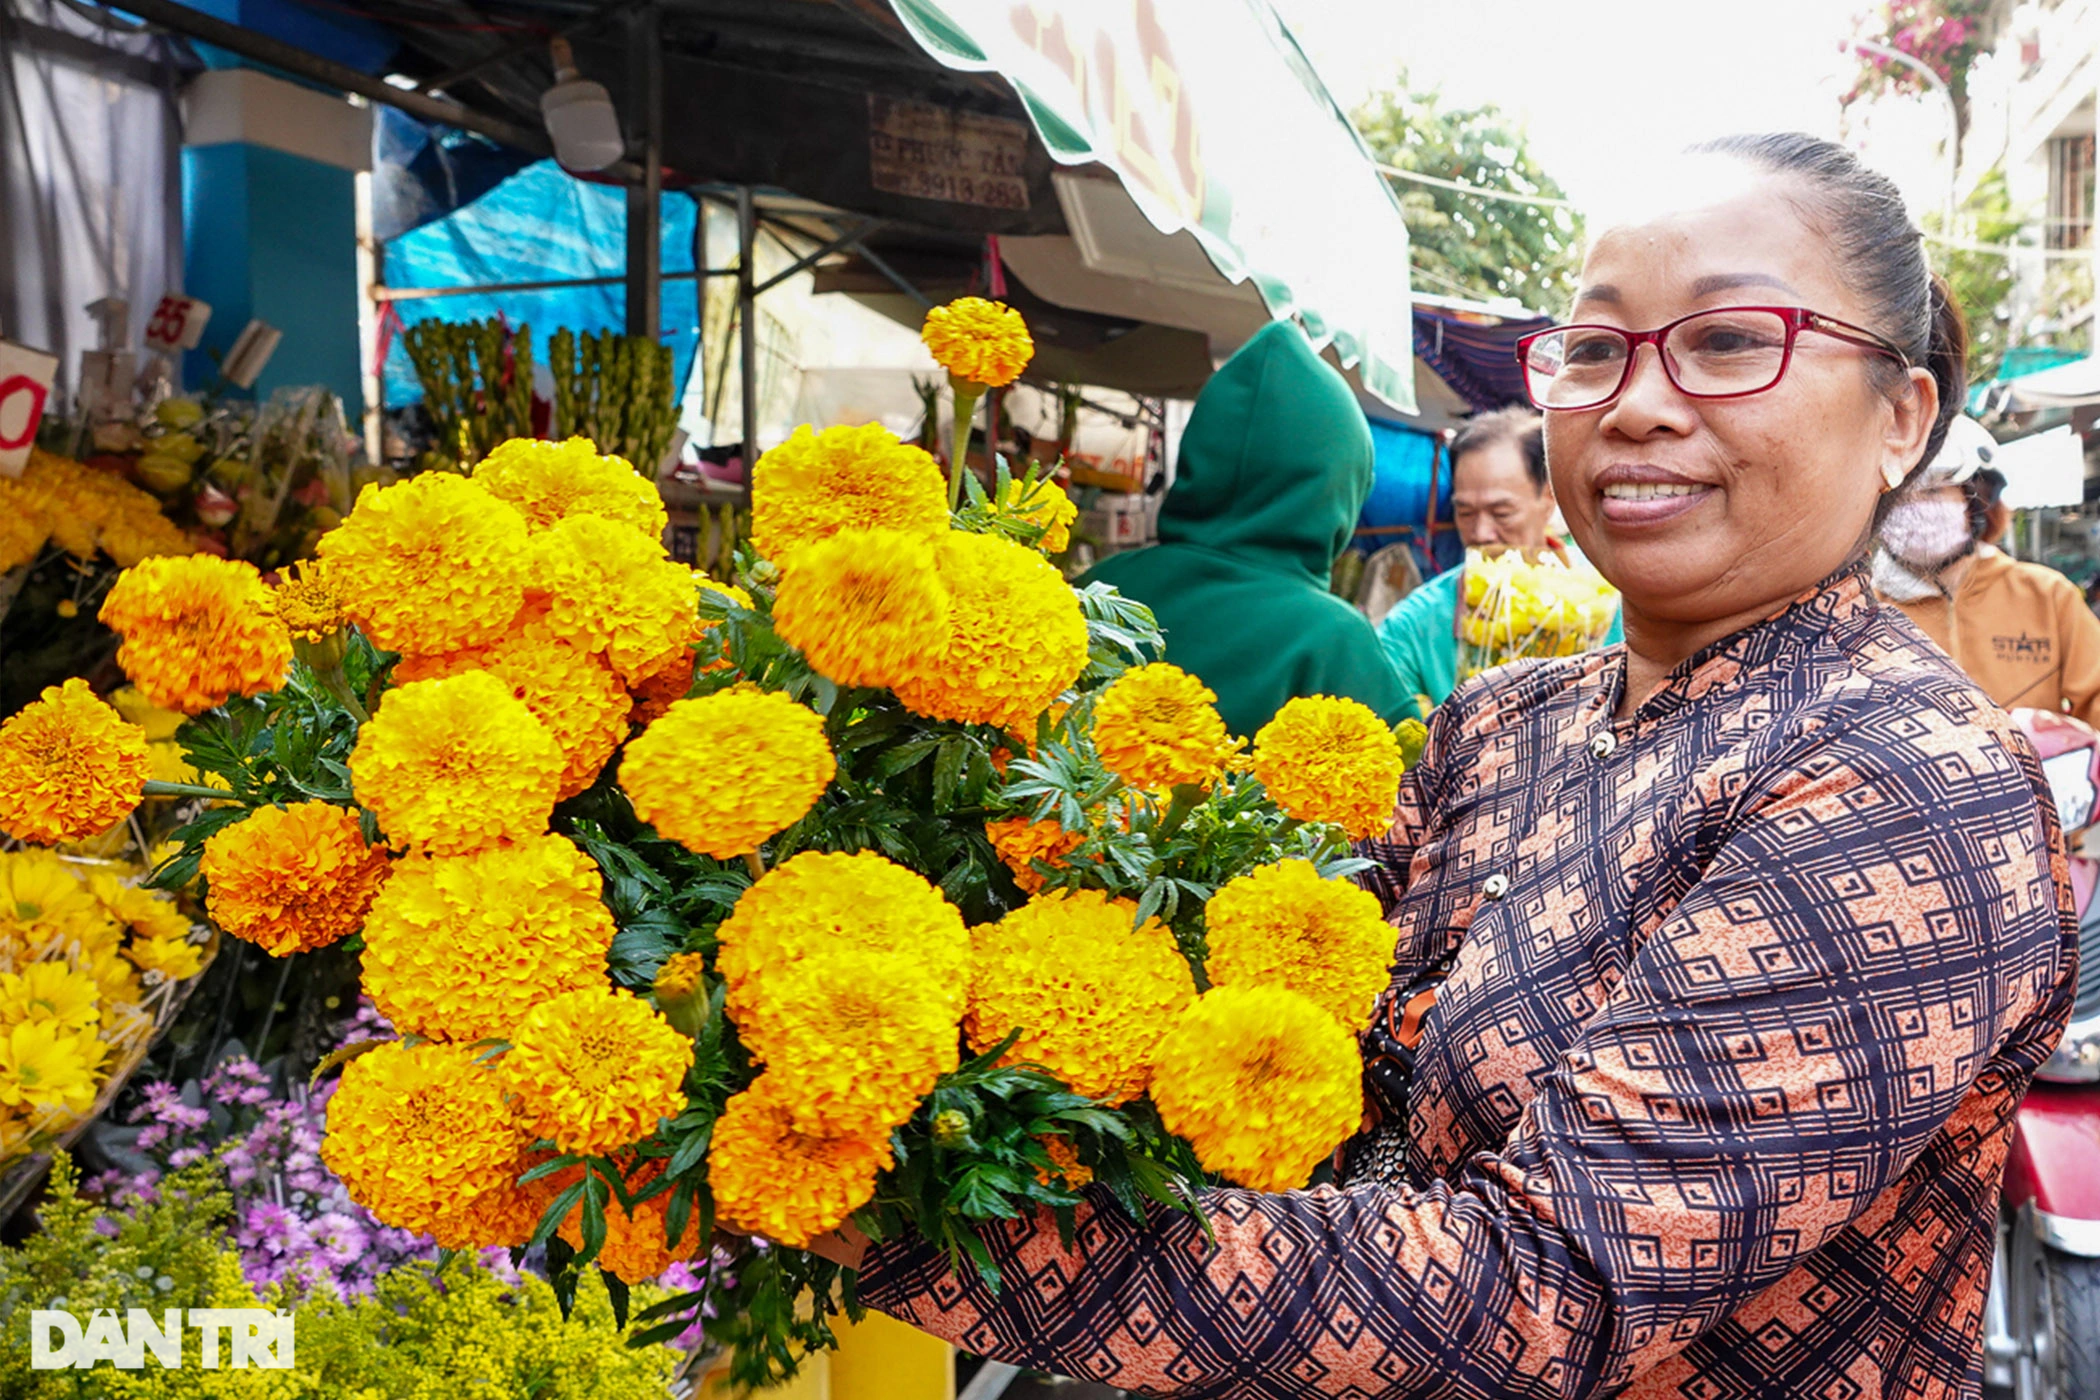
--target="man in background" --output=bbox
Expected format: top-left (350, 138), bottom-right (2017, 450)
top-left (1375, 407), bottom-right (1619, 720)
top-left (1876, 415), bottom-right (2100, 727)
top-left (1078, 320), bottom-right (1407, 738)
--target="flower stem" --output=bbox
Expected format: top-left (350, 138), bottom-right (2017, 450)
top-left (1157, 784), bottom-right (1206, 838)
top-left (142, 781), bottom-right (232, 802)
top-left (949, 382), bottom-right (984, 511)
top-left (743, 851), bottom-right (767, 881)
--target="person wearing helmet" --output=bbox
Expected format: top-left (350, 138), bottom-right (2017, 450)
top-left (1874, 415), bottom-right (2100, 726)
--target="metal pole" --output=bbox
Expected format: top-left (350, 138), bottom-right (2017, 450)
top-left (625, 0), bottom-right (663, 340)
top-left (737, 185), bottom-right (759, 466)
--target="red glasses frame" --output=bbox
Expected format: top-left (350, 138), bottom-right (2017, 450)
top-left (1513, 305), bottom-right (1913, 412)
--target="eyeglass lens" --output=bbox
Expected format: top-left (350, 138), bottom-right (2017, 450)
top-left (1525, 309), bottom-right (1793, 409)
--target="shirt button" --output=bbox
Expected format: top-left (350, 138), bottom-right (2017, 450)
top-left (1482, 873), bottom-right (1510, 900)
top-left (1589, 731), bottom-right (1618, 760)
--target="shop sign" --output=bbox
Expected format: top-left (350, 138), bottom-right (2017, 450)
top-left (0, 338), bottom-right (59, 477)
top-left (868, 96), bottom-right (1032, 210)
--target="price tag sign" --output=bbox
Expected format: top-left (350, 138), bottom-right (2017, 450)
top-left (0, 339), bottom-right (59, 478)
top-left (144, 295), bottom-right (212, 353)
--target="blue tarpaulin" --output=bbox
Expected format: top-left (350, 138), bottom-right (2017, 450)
top-left (381, 159), bottom-right (699, 412)
top-left (1361, 415), bottom-right (1459, 577)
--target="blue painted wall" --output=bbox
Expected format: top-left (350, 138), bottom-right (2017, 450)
top-left (182, 144), bottom-right (363, 418)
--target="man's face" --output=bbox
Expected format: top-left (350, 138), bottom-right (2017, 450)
top-left (1452, 439), bottom-right (1556, 549)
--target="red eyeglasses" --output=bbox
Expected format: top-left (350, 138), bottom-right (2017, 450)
top-left (1515, 306), bottom-right (1912, 412)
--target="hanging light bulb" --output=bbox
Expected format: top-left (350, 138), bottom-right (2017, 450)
top-left (540, 35), bottom-right (625, 172)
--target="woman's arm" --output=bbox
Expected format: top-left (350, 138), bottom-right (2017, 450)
top-left (855, 708), bottom-right (2075, 1399)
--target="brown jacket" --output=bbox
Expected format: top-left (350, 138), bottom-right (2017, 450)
top-left (1888, 544), bottom-right (2100, 727)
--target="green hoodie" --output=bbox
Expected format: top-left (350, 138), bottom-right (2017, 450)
top-left (1078, 321), bottom-right (1407, 739)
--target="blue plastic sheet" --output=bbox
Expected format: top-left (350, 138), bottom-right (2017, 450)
top-left (381, 159), bottom-right (699, 414)
top-left (1361, 415), bottom-right (1459, 576)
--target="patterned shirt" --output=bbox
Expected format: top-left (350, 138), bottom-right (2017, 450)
top-left (859, 566), bottom-right (2079, 1399)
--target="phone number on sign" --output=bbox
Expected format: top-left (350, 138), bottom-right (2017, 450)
top-left (873, 167), bottom-right (1030, 210)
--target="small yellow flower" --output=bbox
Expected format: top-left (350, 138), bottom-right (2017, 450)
top-left (1033, 1134), bottom-right (1092, 1190)
top-left (0, 679), bottom-right (150, 847)
top-left (99, 554), bottom-right (292, 714)
top-left (770, 528), bottom-right (950, 690)
top-left (620, 689), bottom-right (833, 859)
top-left (921, 297), bottom-right (1034, 389)
top-left (1150, 985), bottom-right (1361, 1192)
top-left (201, 802), bottom-right (390, 957)
top-left (350, 672), bottom-right (563, 855)
top-left (126, 936), bottom-right (205, 983)
top-left (1089, 663), bottom-right (1239, 792)
top-left (0, 1019), bottom-right (105, 1116)
top-left (1250, 695), bottom-right (1406, 840)
top-left (984, 816), bottom-right (1084, 894)
top-left (0, 962), bottom-right (103, 1032)
top-left (270, 559), bottom-right (346, 643)
top-left (500, 986), bottom-right (693, 1157)
top-left (997, 475), bottom-right (1076, 553)
top-left (749, 423), bottom-right (950, 569)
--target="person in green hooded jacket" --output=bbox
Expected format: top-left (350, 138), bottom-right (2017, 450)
top-left (1077, 320), bottom-right (1407, 739)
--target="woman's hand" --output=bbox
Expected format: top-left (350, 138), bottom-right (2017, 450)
top-left (807, 1221), bottom-right (871, 1271)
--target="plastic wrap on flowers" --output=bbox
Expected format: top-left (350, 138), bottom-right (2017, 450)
top-left (13, 299), bottom-right (1427, 1390)
top-left (1454, 545), bottom-right (1620, 681)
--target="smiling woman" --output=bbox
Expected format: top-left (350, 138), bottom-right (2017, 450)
top-left (825, 134), bottom-right (2078, 1400)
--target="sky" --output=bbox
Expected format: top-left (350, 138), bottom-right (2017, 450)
top-left (1265, 0), bottom-right (1950, 221)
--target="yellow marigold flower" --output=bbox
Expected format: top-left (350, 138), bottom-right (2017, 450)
top-left (500, 986), bottom-right (693, 1156)
top-left (126, 935), bottom-right (205, 983)
top-left (654, 952), bottom-right (708, 1002)
top-left (1033, 1134), bottom-right (1092, 1190)
top-left (319, 473), bottom-right (532, 655)
top-left (1203, 860), bottom-right (1392, 1033)
top-left (998, 476), bottom-right (1077, 553)
top-left (351, 672), bottom-right (562, 855)
top-left (383, 622), bottom-right (631, 802)
top-left (0, 680), bottom-right (149, 847)
top-left (99, 555), bottom-right (291, 714)
top-left (553, 1158), bottom-right (702, 1283)
top-left (0, 852), bottom-right (110, 955)
top-left (716, 850), bottom-right (969, 1045)
top-left (527, 515), bottom-right (696, 685)
top-left (628, 575), bottom-right (750, 725)
top-left (439, 1147), bottom-right (562, 1251)
top-left (770, 528), bottom-right (950, 690)
top-left (201, 802), bottom-right (390, 957)
top-left (892, 531), bottom-right (1088, 730)
top-left (921, 297), bottom-right (1033, 389)
top-left (740, 949), bottom-right (957, 1139)
top-left (270, 559), bottom-right (345, 643)
top-left (0, 1019), bottom-right (104, 1116)
top-left (1251, 695), bottom-right (1406, 840)
top-left (984, 816), bottom-right (1084, 894)
top-left (620, 689), bottom-right (833, 859)
top-left (106, 688), bottom-right (184, 742)
top-left (749, 423), bottom-right (949, 568)
top-left (1150, 985), bottom-right (1361, 1192)
top-left (708, 1078), bottom-right (893, 1248)
top-left (321, 1040), bottom-right (531, 1239)
top-left (0, 498), bottom-right (45, 574)
top-left (475, 436), bottom-right (669, 539)
top-left (967, 888), bottom-right (1193, 1104)
top-left (1090, 663), bottom-right (1239, 792)
top-left (360, 833), bottom-right (616, 1042)
top-left (0, 962), bottom-right (102, 1031)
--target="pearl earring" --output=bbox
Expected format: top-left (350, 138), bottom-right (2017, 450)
top-left (1881, 462), bottom-right (1906, 492)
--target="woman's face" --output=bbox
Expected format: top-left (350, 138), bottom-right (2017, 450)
top-left (1546, 163), bottom-right (1938, 629)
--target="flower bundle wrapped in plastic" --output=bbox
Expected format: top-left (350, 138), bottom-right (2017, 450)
top-left (8, 304), bottom-right (1426, 1388)
top-left (1455, 546), bottom-right (1620, 681)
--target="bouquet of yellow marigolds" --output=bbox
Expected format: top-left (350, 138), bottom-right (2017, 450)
top-left (1455, 545), bottom-right (1620, 682)
top-left (0, 298), bottom-right (1415, 1388)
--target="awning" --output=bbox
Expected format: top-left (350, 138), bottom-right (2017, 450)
top-left (884, 0), bottom-right (1417, 414)
top-left (1975, 354), bottom-right (2100, 413)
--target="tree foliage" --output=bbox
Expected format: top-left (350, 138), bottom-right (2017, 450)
top-left (1353, 73), bottom-right (1584, 312)
top-left (1925, 167), bottom-right (2027, 381)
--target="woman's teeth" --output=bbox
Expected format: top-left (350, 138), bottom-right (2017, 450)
top-left (1601, 483), bottom-right (1705, 500)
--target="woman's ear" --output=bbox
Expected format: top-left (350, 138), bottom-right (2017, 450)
top-left (1884, 366), bottom-right (1940, 476)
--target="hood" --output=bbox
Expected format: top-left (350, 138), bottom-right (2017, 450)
top-left (1157, 320), bottom-right (1374, 587)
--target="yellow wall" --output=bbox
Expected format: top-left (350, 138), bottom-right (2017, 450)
top-left (698, 1313), bottom-right (953, 1400)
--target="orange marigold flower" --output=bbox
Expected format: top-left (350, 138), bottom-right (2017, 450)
top-left (708, 1078), bottom-right (893, 1249)
top-left (99, 555), bottom-right (291, 714)
top-left (620, 688), bottom-right (833, 859)
top-left (921, 297), bottom-right (1033, 389)
top-left (984, 816), bottom-right (1084, 894)
top-left (1089, 663), bottom-right (1239, 792)
top-left (891, 531), bottom-right (1087, 730)
top-left (527, 515), bottom-right (697, 685)
top-left (201, 802), bottom-right (389, 957)
top-left (350, 672), bottom-right (562, 855)
top-left (749, 423), bottom-right (949, 568)
top-left (499, 986), bottom-right (693, 1156)
top-left (553, 1157), bottom-right (702, 1284)
top-left (770, 528), bottom-right (949, 690)
top-left (319, 472), bottom-right (533, 656)
top-left (0, 680), bottom-right (150, 846)
top-left (1250, 695), bottom-right (1406, 840)
top-left (1033, 1134), bottom-right (1092, 1190)
top-left (474, 436), bottom-right (668, 538)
